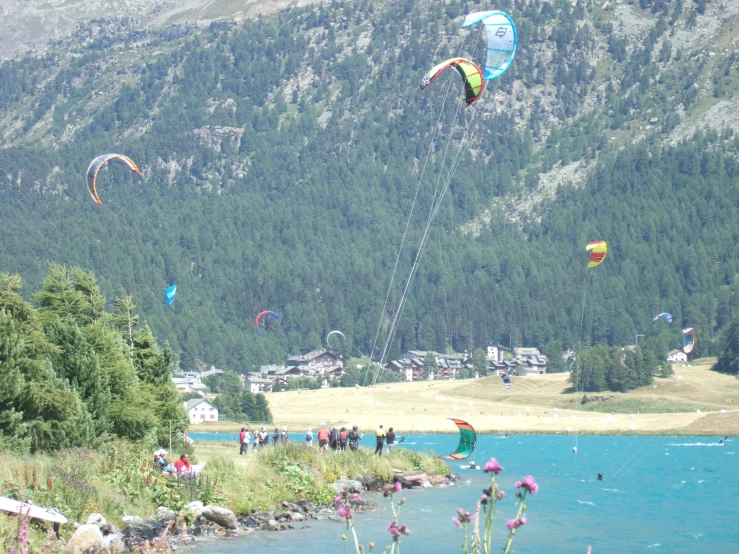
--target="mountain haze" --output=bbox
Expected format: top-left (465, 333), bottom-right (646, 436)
top-left (2, 0), bottom-right (739, 372)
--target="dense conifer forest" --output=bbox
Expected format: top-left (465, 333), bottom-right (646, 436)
top-left (2, 0), bottom-right (739, 386)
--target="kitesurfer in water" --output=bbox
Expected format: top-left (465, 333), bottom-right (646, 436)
top-left (597, 472), bottom-right (604, 481)
top-left (469, 461), bottom-right (477, 469)
top-left (573, 446), bottom-right (578, 454)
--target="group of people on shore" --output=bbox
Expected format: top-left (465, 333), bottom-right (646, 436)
top-left (237, 422), bottom-right (403, 454)
top-left (239, 426), bottom-right (289, 453)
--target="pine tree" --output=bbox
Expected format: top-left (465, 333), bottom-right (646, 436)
top-left (0, 310), bottom-right (29, 451)
top-left (47, 318), bottom-right (112, 434)
top-left (713, 313), bottom-right (739, 375)
top-left (132, 324), bottom-right (171, 384)
top-left (111, 290), bottom-right (139, 359)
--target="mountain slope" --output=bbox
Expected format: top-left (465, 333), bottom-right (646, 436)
top-left (2, 0), bottom-right (739, 371)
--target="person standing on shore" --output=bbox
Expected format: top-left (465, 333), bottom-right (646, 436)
top-left (318, 423), bottom-right (330, 450)
top-left (329, 426), bottom-right (339, 450)
top-left (386, 427), bottom-right (396, 452)
top-left (339, 426), bottom-right (348, 450)
top-left (348, 425), bottom-right (362, 451)
top-left (258, 426), bottom-right (269, 450)
top-left (272, 427), bottom-right (280, 445)
top-left (239, 427), bottom-right (247, 455)
top-left (375, 425), bottom-right (386, 456)
top-left (281, 426), bottom-right (289, 443)
top-left (305, 428), bottom-right (314, 447)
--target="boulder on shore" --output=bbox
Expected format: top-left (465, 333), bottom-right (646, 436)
top-left (330, 478), bottom-right (363, 494)
top-left (122, 519), bottom-right (163, 547)
top-left (202, 505), bottom-right (238, 529)
top-left (66, 524), bottom-right (104, 553)
top-left (85, 513), bottom-right (107, 529)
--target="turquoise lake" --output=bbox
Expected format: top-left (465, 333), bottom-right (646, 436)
top-left (188, 433), bottom-right (738, 553)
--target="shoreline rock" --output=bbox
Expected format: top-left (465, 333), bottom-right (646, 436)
top-left (109, 476), bottom-right (454, 550)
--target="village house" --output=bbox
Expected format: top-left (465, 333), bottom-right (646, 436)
top-left (200, 365), bottom-right (225, 379)
top-left (385, 360), bottom-right (415, 381)
top-left (487, 346), bottom-right (505, 362)
top-left (260, 364), bottom-right (305, 380)
top-left (244, 374), bottom-right (274, 393)
top-left (285, 349), bottom-right (344, 382)
top-left (667, 350), bottom-right (688, 363)
top-left (514, 347), bottom-right (541, 357)
top-left (171, 376), bottom-right (207, 394)
top-left (510, 348), bottom-right (547, 375)
top-left (184, 398), bottom-right (218, 424)
top-left (287, 349), bottom-right (342, 367)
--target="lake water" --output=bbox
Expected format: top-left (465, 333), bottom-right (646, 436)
top-left (188, 433), bottom-right (738, 553)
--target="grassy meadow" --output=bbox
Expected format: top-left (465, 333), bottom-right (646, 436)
top-left (194, 358), bottom-right (739, 436)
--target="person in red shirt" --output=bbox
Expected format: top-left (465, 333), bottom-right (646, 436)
top-left (317, 422), bottom-right (330, 450)
top-left (239, 428), bottom-right (247, 455)
top-left (174, 453), bottom-right (192, 475)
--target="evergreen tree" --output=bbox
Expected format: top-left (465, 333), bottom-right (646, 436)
top-left (47, 317), bottom-right (112, 434)
top-left (713, 313), bottom-right (739, 375)
top-left (0, 310), bottom-right (29, 452)
top-left (423, 351), bottom-right (439, 379)
top-left (544, 340), bottom-right (567, 373)
top-left (111, 290), bottom-right (139, 359)
top-left (132, 324), bottom-right (172, 384)
top-left (472, 348), bottom-right (488, 377)
top-left (253, 393), bottom-right (273, 423)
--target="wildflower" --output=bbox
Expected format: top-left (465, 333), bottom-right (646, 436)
top-left (506, 519), bottom-right (516, 530)
top-left (496, 490), bottom-right (505, 500)
top-left (517, 475), bottom-right (539, 495)
top-left (484, 458), bottom-right (503, 474)
top-left (387, 520), bottom-right (410, 539)
top-left (453, 517), bottom-right (461, 527)
top-left (454, 508), bottom-right (472, 524)
top-left (518, 517), bottom-right (527, 526)
top-left (352, 494), bottom-right (363, 503)
top-left (394, 482), bottom-right (402, 493)
top-left (480, 494), bottom-right (488, 505)
top-left (399, 497), bottom-right (406, 505)
top-left (369, 542), bottom-right (375, 549)
top-left (335, 496), bottom-right (343, 505)
top-left (338, 506), bottom-right (350, 518)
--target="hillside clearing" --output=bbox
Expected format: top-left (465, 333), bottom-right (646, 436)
top-left (193, 359), bottom-right (739, 436)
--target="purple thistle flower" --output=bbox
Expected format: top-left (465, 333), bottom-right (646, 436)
top-left (394, 482), bottom-right (402, 493)
top-left (496, 491), bottom-right (505, 500)
top-left (506, 519), bottom-right (516, 530)
top-left (338, 506), bottom-right (350, 518)
top-left (518, 517), bottom-right (527, 526)
top-left (335, 496), bottom-right (343, 505)
top-left (484, 458), bottom-right (503, 474)
top-left (452, 517), bottom-right (461, 527)
top-left (352, 494), bottom-right (363, 503)
top-left (518, 475), bottom-right (539, 495)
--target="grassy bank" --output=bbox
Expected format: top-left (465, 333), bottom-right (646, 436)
top-left (0, 440), bottom-right (448, 552)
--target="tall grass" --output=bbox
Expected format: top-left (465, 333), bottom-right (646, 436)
top-left (204, 443), bottom-right (449, 513)
top-left (0, 439), bottom-right (449, 551)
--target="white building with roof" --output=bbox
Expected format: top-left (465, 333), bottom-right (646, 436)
top-left (184, 398), bottom-right (218, 424)
top-left (667, 350), bottom-right (687, 363)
